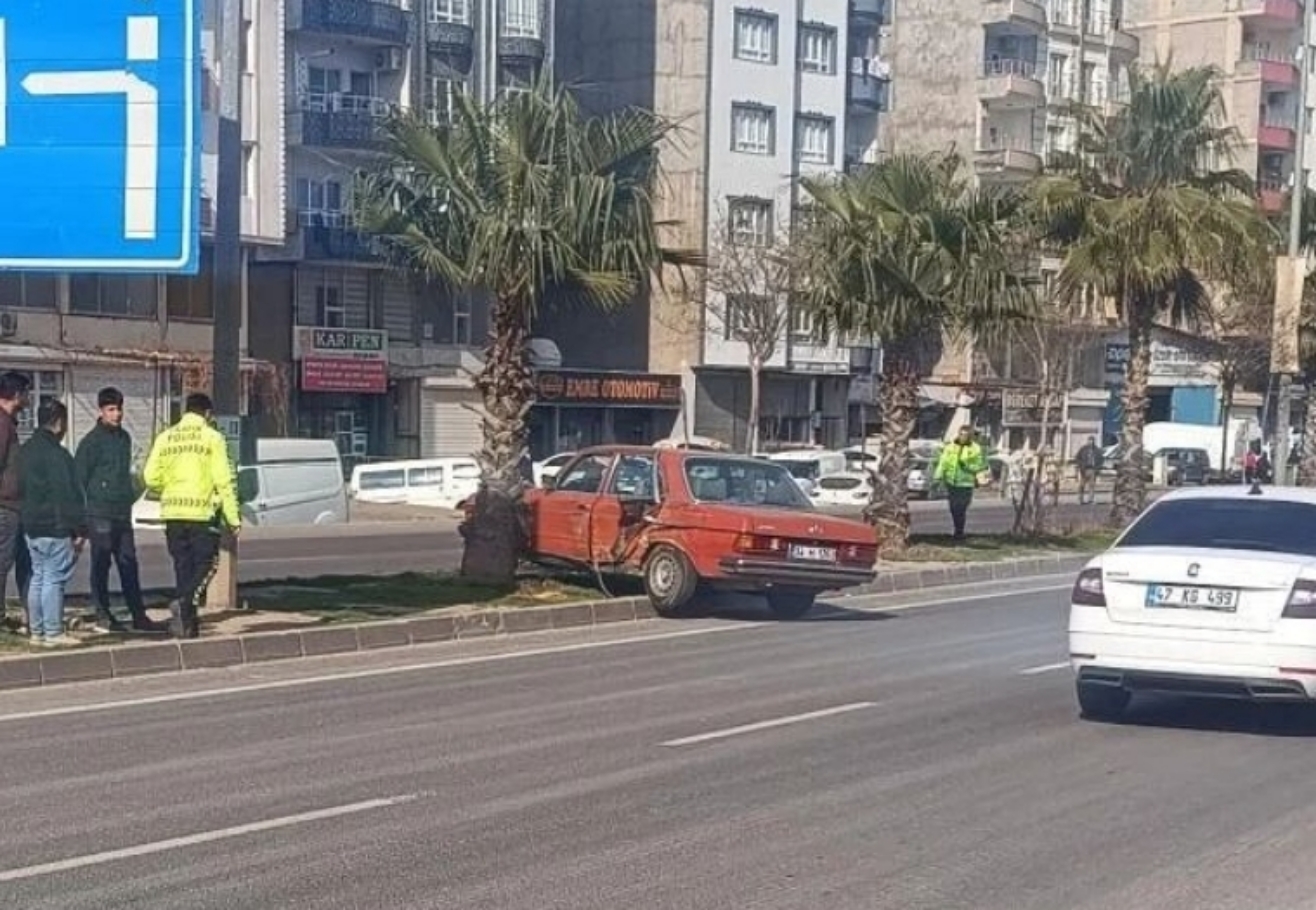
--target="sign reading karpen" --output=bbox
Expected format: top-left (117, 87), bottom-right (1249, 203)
top-left (534, 370), bottom-right (682, 407)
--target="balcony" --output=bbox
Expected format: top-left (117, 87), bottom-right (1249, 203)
top-left (1258, 114), bottom-right (1297, 150)
top-left (978, 58), bottom-right (1045, 108)
top-left (304, 226), bottom-right (381, 262)
top-left (428, 17), bottom-right (475, 55)
top-left (1238, 45), bottom-right (1299, 87)
top-left (847, 56), bottom-right (891, 110)
top-left (850, 0), bottom-right (889, 24)
top-left (974, 144), bottom-right (1044, 180)
top-left (499, 6), bottom-right (546, 61)
top-left (288, 93), bottom-right (389, 150)
top-left (1107, 18), bottom-right (1138, 56)
top-left (1259, 178), bottom-right (1287, 214)
top-left (296, 0), bottom-right (411, 45)
top-left (981, 0), bottom-right (1046, 31)
top-left (1240, 0), bottom-right (1302, 22)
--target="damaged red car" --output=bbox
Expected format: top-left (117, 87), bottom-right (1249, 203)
top-left (524, 446), bottom-right (878, 619)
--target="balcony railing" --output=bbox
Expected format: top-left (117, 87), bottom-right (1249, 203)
top-left (848, 57), bottom-right (891, 109)
top-left (983, 57), bottom-right (1036, 78)
top-left (298, 0), bottom-right (411, 45)
top-left (292, 93), bottom-right (391, 149)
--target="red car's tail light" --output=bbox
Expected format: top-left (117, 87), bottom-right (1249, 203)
top-left (1283, 580), bottom-right (1316, 618)
top-left (734, 534), bottom-right (784, 555)
top-left (1072, 568), bottom-right (1106, 607)
top-left (840, 544), bottom-right (877, 565)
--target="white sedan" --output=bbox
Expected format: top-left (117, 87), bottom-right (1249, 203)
top-left (533, 452), bottom-right (575, 487)
top-left (1069, 485), bottom-right (1316, 721)
top-left (809, 471), bottom-right (874, 507)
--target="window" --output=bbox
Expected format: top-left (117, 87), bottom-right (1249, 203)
top-left (315, 284), bottom-right (346, 328)
top-left (241, 19), bottom-right (255, 74)
top-left (790, 305), bottom-right (814, 341)
top-left (295, 178), bottom-right (345, 226)
top-left (0, 273), bottom-right (56, 310)
top-left (1047, 53), bottom-right (1068, 97)
top-left (69, 275), bottom-right (159, 318)
top-left (502, 0), bottom-right (541, 38)
top-left (723, 294), bottom-right (763, 340)
top-left (359, 469), bottom-right (406, 491)
top-left (427, 77), bottom-right (465, 126)
top-left (734, 10), bottom-right (777, 63)
top-left (167, 246), bottom-right (215, 320)
top-left (430, 0), bottom-right (469, 24)
top-left (407, 466), bottom-right (444, 487)
top-left (731, 104), bottom-right (774, 155)
top-left (241, 146), bottom-right (255, 198)
top-left (684, 457), bottom-right (811, 510)
top-left (796, 115), bottom-right (834, 164)
top-left (728, 198), bottom-right (773, 247)
top-left (1080, 62), bottom-right (1096, 103)
top-left (305, 66), bottom-right (341, 107)
top-left (556, 454), bottom-right (612, 494)
top-left (453, 297), bottom-right (472, 345)
top-left (798, 24), bottom-right (836, 74)
top-left (1119, 499), bottom-right (1316, 557)
top-left (11, 370), bottom-right (64, 437)
top-left (608, 455), bottom-right (656, 499)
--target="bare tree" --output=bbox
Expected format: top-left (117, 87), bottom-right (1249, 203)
top-left (670, 212), bottom-right (797, 454)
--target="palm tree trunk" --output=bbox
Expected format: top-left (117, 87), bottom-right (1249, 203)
top-left (1300, 390), bottom-right (1316, 486)
top-left (460, 295), bottom-right (534, 583)
top-left (866, 366), bottom-right (916, 552)
top-left (747, 354), bottom-right (762, 456)
top-left (1112, 303), bottom-right (1153, 526)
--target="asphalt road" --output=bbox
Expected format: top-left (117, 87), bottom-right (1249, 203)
top-left (61, 494), bottom-right (1119, 595)
top-left (5, 576), bottom-right (1316, 908)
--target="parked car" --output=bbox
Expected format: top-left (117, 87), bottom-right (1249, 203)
top-left (906, 456), bottom-right (943, 499)
top-left (1070, 486), bottom-right (1316, 721)
top-left (526, 447), bottom-right (878, 619)
top-left (533, 452), bottom-right (575, 488)
top-left (1160, 447), bottom-right (1210, 486)
top-left (767, 450), bottom-right (848, 498)
top-left (810, 471), bottom-right (874, 508)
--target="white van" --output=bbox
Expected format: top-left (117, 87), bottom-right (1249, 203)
top-left (350, 458), bottom-right (481, 510)
top-left (132, 438), bottom-right (348, 528)
top-left (767, 449), bottom-right (849, 497)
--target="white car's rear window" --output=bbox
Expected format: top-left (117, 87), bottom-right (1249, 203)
top-left (818, 476), bottom-right (863, 491)
top-left (1119, 498), bottom-right (1316, 557)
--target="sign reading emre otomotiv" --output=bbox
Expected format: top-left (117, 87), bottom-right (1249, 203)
top-left (534, 370), bottom-right (682, 407)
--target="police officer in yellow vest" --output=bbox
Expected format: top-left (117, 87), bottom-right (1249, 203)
top-left (143, 393), bottom-right (239, 638)
top-left (934, 426), bottom-right (988, 542)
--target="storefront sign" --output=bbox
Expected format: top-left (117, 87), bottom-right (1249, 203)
top-left (1001, 389), bottom-right (1060, 427)
top-left (1104, 339), bottom-right (1213, 383)
top-left (294, 327), bottom-right (388, 394)
top-left (534, 370), bottom-right (682, 407)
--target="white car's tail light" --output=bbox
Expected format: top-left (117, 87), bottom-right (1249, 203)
top-left (1283, 580), bottom-right (1316, 618)
top-left (1072, 568), bottom-right (1106, 607)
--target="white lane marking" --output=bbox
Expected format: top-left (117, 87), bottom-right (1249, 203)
top-left (833, 580), bottom-right (1071, 613)
top-left (1019, 661), bottom-right (1071, 676)
top-left (0, 624), bottom-right (765, 724)
top-left (662, 701), bottom-right (876, 747)
top-left (0, 793), bottom-right (424, 883)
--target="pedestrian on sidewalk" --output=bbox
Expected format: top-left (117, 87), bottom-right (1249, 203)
top-left (143, 393), bottom-right (239, 639)
top-left (934, 426), bottom-right (988, 542)
top-left (75, 387), bottom-right (167, 634)
top-left (1075, 436), bottom-right (1103, 505)
top-left (18, 401), bottom-right (85, 647)
top-left (2, 373), bottom-right (33, 609)
top-left (0, 372), bottom-right (26, 630)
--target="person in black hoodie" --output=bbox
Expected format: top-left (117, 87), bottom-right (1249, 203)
top-left (75, 387), bottom-right (165, 633)
top-left (18, 400), bottom-right (84, 646)
top-left (0, 371), bottom-right (25, 629)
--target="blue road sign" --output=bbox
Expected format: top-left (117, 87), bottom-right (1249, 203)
top-left (0, 0), bottom-right (201, 273)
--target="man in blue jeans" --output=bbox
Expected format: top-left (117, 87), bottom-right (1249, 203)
top-left (18, 401), bottom-right (85, 647)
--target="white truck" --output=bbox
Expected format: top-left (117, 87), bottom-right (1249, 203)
top-left (1140, 419), bottom-right (1259, 476)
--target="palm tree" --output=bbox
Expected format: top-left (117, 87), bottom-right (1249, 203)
top-left (798, 151), bottom-right (1035, 550)
top-left (356, 80), bottom-right (699, 583)
top-left (1035, 63), bottom-right (1273, 525)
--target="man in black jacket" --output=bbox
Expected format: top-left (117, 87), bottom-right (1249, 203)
top-left (75, 387), bottom-right (164, 633)
top-left (0, 371), bottom-right (25, 629)
top-left (18, 400), bottom-right (84, 646)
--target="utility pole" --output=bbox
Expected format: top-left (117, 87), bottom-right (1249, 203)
top-left (1274, 36), bottom-right (1311, 485)
top-left (207, 0), bottom-right (243, 609)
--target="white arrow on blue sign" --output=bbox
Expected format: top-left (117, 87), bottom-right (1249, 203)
top-left (0, 0), bottom-right (201, 273)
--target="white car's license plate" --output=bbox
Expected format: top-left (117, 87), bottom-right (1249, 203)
top-left (1145, 584), bottom-right (1239, 612)
top-left (790, 544), bottom-right (837, 562)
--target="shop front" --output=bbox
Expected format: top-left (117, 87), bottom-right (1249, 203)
top-left (292, 327), bottom-right (388, 466)
top-left (1102, 330), bottom-right (1221, 445)
top-left (528, 369), bottom-right (683, 459)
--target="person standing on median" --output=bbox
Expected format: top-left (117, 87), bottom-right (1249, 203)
top-left (143, 393), bottom-right (240, 639)
top-left (18, 400), bottom-right (86, 647)
top-left (75, 387), bottom-right (167, 634)
top-left (934, 426), bottom-right (988, 542)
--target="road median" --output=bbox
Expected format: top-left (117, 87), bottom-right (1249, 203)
top-left (0, 548), bottom-right (1094, 692)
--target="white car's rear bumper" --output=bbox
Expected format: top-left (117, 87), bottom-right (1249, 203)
top-left (1070, 605), bottom-right (1316, 700)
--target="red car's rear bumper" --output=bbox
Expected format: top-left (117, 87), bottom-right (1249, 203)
top-left (717, 557), bottom-right (875, 590)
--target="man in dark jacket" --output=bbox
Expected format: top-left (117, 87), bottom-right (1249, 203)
top-left (75, 387), bottom-right (165, 633)
top-left (1075, 436), bottom-right (1104, 505)
top-left (0, 371), bottom-right (25, 628)
top-left (18, 400), bottom-right (85, 646)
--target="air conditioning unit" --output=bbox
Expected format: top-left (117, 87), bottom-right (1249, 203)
top-left (376, 47), bottom-right (405, 72)
top-left (0, 312), bottom-right (18, 338)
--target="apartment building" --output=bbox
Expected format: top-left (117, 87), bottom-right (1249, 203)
top-left (552, 1), bottom-right (886, 454)
top-left (249, 0), bottom-right (550, 462)
top-left (0, 0), bottom-right (285, 460)
top-left (1127, 0), bottom-right (1316, 215)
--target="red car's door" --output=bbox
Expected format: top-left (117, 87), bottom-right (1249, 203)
top-left (532, 453), bottom-right (615, 563)
top-left (587, 453), bottom-right (659, 565)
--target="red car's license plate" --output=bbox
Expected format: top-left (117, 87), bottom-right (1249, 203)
top-left (789, 544), bottom-right (836, 562)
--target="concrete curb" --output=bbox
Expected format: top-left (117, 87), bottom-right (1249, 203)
top-left (0, 553), bottom-right (1090, 692)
